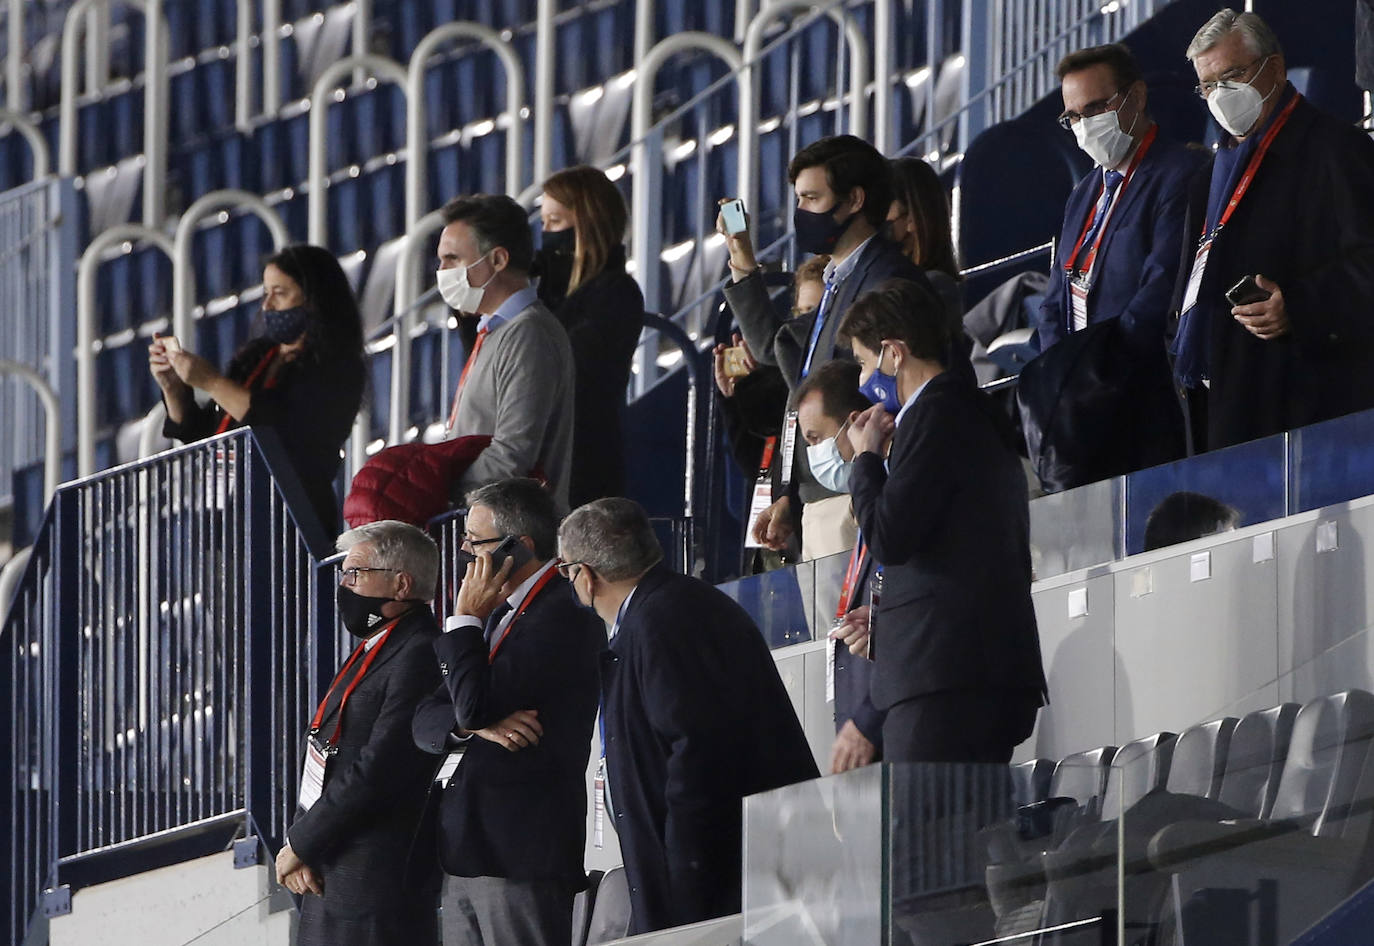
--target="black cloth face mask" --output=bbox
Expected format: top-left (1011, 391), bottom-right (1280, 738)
top-left (793, 202), bottom-right (856, 256)
top-left (534, 228), bottom-right (577, 308)
top-left (336, 585), bottom-right (393, 638)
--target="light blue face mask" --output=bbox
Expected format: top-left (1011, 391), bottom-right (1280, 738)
top-left (806, 419), bottom-right (853, 492)
top-left (859, 345), bottom-right (901, 414)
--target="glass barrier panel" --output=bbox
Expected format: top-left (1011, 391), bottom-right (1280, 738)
top-left (1123, 436), bottom-right (1286, 557)
top-left (1030, 476), bottom-right (1124, 579)
top-left (1290, 409), bottom-right (1374, 514)
top-left (718, 559), bottom-right (818, 649)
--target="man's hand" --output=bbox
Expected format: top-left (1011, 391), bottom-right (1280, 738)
top-left (715, 198), bottom-right (759, 278)
top-left (751, 496), bottom-right (793, 551)
top-left (472, 709), bottom-right (542, 752)
top-left (830, 719), bottom-right (877, 774)
top-left (830, 605), bottom-right (870, 657)
top-left (712, 332), bottom-right (757, 398)
top-left (850, 404), bottom-right (895, 457)
top-left (275, 844), bottom-right (323, 895)
top-left (454, 550), bottom-right (515, 621)
top-left (1232, 274), bottom-right (1289, 340)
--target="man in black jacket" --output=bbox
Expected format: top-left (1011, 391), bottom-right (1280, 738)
top-left (412, 479), bottom-right (602, 946)
top-left (558, 498), bottom-right (820, 935)
top-left (1170, 8), bottom-right (1374, 452)
top-left (276, 519), bottom-right (444, 946)
top-left (839, 279), bottom-right (1048, 763)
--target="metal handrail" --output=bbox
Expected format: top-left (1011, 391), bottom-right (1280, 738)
top-left (0, 359), bottom-right (60, 503)
top-left (59, 0), bottom-right (168, 227)
top-left (383, 208), bottom-right (448, 445)
top-left (171, 190), bottom-right (292, 344)
top-left (630, 33), bottom-right (744, 314)
top-left (533, 0), bottom-right (556, 189)
top-left (737, 0), bottom-right (870, 220)
top-left (307, 53), bottom-right (409, 246)
top-left (0, 109), bottom-right (51, 181)
top-left (76, 224), bottom-right (175, 476)
top-left (5, 0), bottom-right (23, 112)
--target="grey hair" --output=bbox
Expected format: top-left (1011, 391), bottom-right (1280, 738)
top-left (1186, 9), bottom-right (1282, 61)
top-left (558, 498), bottom-right (663, 582)
top-left (337, 519), bottom-right (439, 600)
top-left (466, 478), bottom-right (559, 560)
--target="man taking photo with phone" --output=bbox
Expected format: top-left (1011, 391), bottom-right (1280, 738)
top-left (412, 478), bottom-right (603, 946)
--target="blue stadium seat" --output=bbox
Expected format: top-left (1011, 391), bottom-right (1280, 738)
top-left (199, 57), bottom-right (235, 139)
top-left (325, 174), bottom-right (369, 254)
top-left (97, 251), bottom-right (135, 337)
top-left (134, 243), bottom-right (172, 324)
top-left (364, 162), bottom-right (405, 245)
top-left (107, 86), bottom-right (143, 165)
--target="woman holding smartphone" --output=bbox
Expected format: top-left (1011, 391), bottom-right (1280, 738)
top-left (534, 165), bottom-right (645, 508)
top-left (147, 244), bottom-right (365, 530)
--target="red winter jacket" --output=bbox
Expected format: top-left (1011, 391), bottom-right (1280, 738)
top-left (343, 435), bottom-right (492, 529)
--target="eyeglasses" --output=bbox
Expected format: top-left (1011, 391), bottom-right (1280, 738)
top-left (339, 566), bottom-right (399, 587)
top-left (556, 561), bottom-right (586, 580)
top-left (1057, 89), bottom-right (1124, 130)
top-left (461, 533), bottom-right (507, 550)
top-left (1194, 56), bottom-right (1267, 98)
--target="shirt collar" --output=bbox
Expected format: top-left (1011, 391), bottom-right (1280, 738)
top-left (823, 234), bottom-right (876, 286)
top-left (894, 373), bottom-right (937, 428)
top-left (505, 559), bottom-right (557, 613)
top-left (476, 283), bottom-right (538, 334)
top-left (608, 583), bottom-right (640, 642)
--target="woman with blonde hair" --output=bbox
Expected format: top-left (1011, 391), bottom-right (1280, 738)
top-left (536, 165), bottom-right (645, 506)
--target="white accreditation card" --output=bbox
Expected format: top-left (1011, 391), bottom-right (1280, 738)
top-left (297, 740), bottom-right (328, 811)
top-left (1180, 238), bottom-right (1212, 315)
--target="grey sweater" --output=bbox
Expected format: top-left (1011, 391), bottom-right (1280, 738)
top-left (452, 299), bottom-right (575, 510)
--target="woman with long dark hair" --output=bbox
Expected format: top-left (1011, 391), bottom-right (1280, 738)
top-left (148, 244), bottom-right (366, 529)
top-left (535, 165), bottom-right (645, 506)
top-left (888, 157), bottom-right (964, 320)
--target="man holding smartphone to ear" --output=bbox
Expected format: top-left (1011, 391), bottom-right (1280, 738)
top-left (412, 478), bottom-right (602, 946)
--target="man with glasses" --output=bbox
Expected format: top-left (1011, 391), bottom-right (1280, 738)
top-left (277, 519), bottom-right (444, 946)
top-left (412, 478), bottom-right (601, 946)
top-left (1027, 43), bottom-right (1204, 486)
top-left (1170, 8), bottom-right (1374, 452)
top-left (558, 497), bottom-right (818, 935)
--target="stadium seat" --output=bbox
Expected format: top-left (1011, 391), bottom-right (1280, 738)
top-left (584, 865), bottom-right (632, 945)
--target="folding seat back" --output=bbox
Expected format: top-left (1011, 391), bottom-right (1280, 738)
top-left (1270, 691), bottom-right (1374, 836)
top-left (585, 865), bottom-right (632, 945)
top-left (1101, 733), bottom-right (1176, 822)
top-left (1217, 702), bottom-right (1299, 818)
top-left (1010, 759), bottom-right (1054, 809)
top-left (1050, 746), bottom-right (1116, 813)
top-left (1165, 717), bottom-right (1237, 800)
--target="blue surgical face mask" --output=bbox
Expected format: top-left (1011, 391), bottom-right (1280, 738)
top-left (859, 346), bottom-right (901, 414)
top-left (264, 305), bottom-right (309, 344)
top-left (806, 421), bottom-right (853, 492)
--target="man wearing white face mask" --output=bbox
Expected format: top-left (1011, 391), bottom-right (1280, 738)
top-left (437, 195), bottom-right (575, 510)
top-left (1171, 9), bottom-right (1374, 453)
top-left (1038, 44), bottom-right (1206, 354)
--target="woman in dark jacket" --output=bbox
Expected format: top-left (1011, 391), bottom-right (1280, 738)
top-left (148, 244), bottom-right (365, 530)
top-left (535, 165), bottom-right (645, 507)
top-left (888, 156), bottom-right (964, 323)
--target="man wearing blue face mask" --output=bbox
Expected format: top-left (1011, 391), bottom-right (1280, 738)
top-left (436, 195), bottom-right (576, 511)
top-left (1170, 9), bottom-right (1374, 453)
top-left (838, 279), bottom-right (1047, 764)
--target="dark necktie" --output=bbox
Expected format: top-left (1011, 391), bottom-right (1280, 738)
top-left (483, 601), bottom-right (513, 651)
top-left (1079, 168), bottom-right (1125, 262)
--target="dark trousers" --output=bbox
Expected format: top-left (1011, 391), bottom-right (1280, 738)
top-left (881, 688), bottom-right (1041, 764)
top-left (441, 874), bottom-right (573, 946)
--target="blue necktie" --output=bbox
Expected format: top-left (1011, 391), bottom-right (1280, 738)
top-left (1079, 169), bottom-right (1124, 265)
top-left (800, 275), bottom-right (838, 379)
top-left (483, 601), bottom-right (513, 651)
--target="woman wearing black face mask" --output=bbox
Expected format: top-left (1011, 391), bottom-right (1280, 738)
top-left (533, 165), bottom-right (645, 507)
top-left (148, 243), bottom-right (365, 530)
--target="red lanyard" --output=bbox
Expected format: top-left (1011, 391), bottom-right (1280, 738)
top-left (215, 345), bottom-right (280, 434)
top-left (835, 539), bottom-right (869, 619)
top-left (309, 616), bottom-right (402, 747)
top-left (1064, 124), bottom-right (1158, 278)
top-left (446, 327), bottom-right (490, 430)
top-left (487, 565), bottom-right (560, 662)
top-left (758, 435), bottom-right (777, 476)
top-left (1205, 94), bottom-right (1301, 239)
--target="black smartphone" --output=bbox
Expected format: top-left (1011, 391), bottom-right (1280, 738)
top-left (1225, 274), bottom-right (1271, 307)
top-left (488, 535), bottom-right (534, 573)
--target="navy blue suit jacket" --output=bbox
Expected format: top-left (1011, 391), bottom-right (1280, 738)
top-left (1039, 130), bottom-right (1206, 352)
top-left (602, 564), bottom-right (819, 935)
top-left (412, 575), bottom-right (602, 891)
top-left (832, 547), bottom-right (884, 747)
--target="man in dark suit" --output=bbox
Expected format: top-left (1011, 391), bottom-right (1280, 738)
top-left (412, 478), bottom-right (602, 946)
top-left (1170, 9), bottom-right (1374, 452)
top-left (1027, 44), bottom-right (1203, 486)
top-left (557, 498), bottom-right (820, 935)
top-left (276, 519), bottom-right (444, 946)
top-left (718, 135), bottom-right (941, 555)
top-left (839, 279), bottom-right (1048, 763)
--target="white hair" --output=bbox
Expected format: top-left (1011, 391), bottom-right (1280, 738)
top-left (1186, 9), bottom-right (1282, 62)
top-left (337, 519), bottom-right (439, 599)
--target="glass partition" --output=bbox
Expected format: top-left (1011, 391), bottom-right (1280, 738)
top-left (1290, 409), bottom-right (1374, 514)
top-left (717, 558), bottom-right (818, 649)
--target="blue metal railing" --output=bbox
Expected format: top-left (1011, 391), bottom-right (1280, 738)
top-left (1, 428), bottom-right (343, 944)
